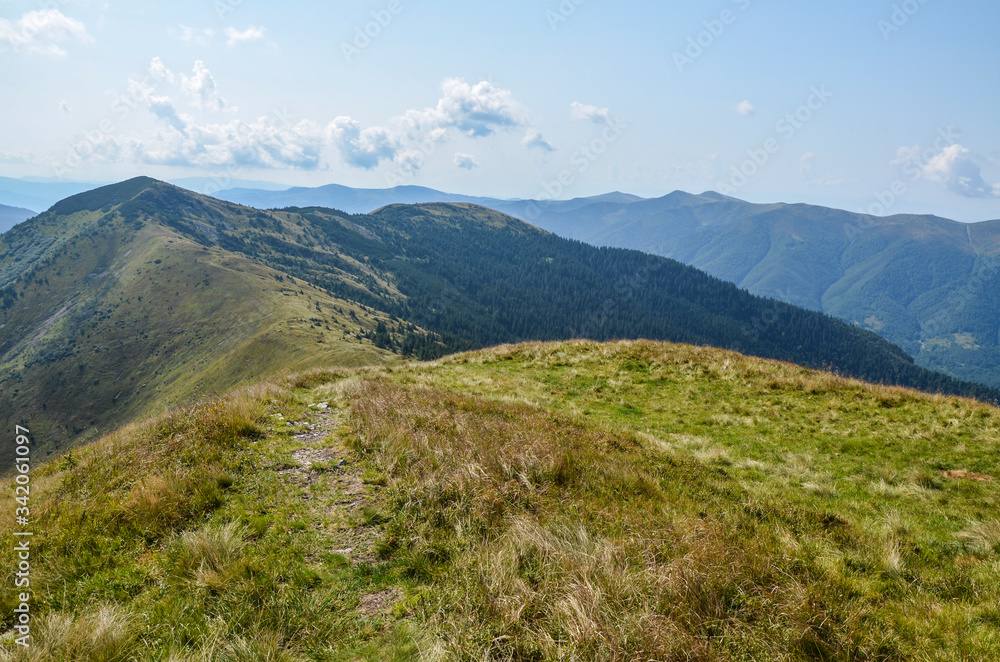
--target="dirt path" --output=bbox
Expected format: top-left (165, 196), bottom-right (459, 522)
top-left (276, 403), bottom-right (385, 566)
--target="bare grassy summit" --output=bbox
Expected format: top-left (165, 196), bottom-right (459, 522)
top-left (2, 340), bottom-right (999, 660)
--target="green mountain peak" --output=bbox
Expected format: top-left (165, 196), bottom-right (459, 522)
top-left (47, 176), bottom-right (165, 216)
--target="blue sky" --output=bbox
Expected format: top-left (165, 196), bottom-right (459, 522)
top-left (1, 0), bottom-right (999, 221)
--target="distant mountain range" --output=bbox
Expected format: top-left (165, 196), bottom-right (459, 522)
top-left (215, 183), bottom-right (1000, 389)
top-left (0, 177), bottom-right (103, 213)
top-left (4, 177), bottom-right (995, 469)
top-left (214, 182), bottom-right (509, 213)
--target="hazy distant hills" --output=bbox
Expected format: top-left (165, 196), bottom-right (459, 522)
top-left (4, 177), bottom-right (995, 468)
top-left (0, 177), bottom-right (103, 213)
top-left (215, 182), bottom-right (507, 214)
top-left (0, 204), bottom-right (36, 233)
top-left (219, 184), bottom-right (1000, 388)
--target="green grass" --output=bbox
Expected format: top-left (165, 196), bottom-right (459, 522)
top-left (2, 340), bottom-right (1000, 659)
top-left (0, 218), bottom-right (396, 470)
top-left (0, 381), bottom-right (427, 660)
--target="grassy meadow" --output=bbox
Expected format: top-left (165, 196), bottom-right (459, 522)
top-left (1, 340), bottom-right (999, 660)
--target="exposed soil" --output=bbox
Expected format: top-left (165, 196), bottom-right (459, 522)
top-left (942, 469), bottom-right (993, 482)
top-left (359, 588), bottom-right (402, 617)
top-left (274, 403), bottom-right (385, 565)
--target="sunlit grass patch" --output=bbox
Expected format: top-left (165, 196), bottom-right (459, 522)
top-left (2, 340), bottom-right (999, 659)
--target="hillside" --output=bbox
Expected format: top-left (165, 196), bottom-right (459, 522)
top-left (4, 178), bottom-right (998, 471)
top-left (494, 192), bottom-right (1000, 390)
top-left (0, 204), bottom-right (36, 234)
top-left (0, 179), bottom-right (401, 469)
top-left (3, 340), bottom-right (999, 660)
top-left (221, 184), bottom-right (1000, 389)
top-left (145, 183), bottom-right (999, 402)
top-left (111, 182), bottom-right (1000, 400)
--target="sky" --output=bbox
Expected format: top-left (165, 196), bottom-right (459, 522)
top-left (1, 0), bottom-right (999, 221)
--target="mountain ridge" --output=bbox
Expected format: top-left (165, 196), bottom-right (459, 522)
top-left (213, 182), bottom-right (1000, 387)
top-left (3, 177), bottom-right (998, 470)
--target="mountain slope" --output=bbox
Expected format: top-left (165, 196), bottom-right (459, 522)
top-left (3, 340), bottom-right (999, 659)
top-left (0, 179), bottom-right (401, 468)
top-left (494, 192), bottom-right (1000, 388)
top-left (195, 193), bottom-right (998, 404)
top-left (4, 178), bottom-right (998, 471)
top-left (223, 183), bottom-right (1000, 388)
top-left (0, 204), bottom-right (36, 234)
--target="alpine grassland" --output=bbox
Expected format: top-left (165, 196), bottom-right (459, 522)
top-left (2, 340), bottom-right (999, 660)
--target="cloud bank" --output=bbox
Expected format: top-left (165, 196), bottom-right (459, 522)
top-left (45, 63), bottom-right (549, 175)
top-left (0, 9), bottom-right (91, 56)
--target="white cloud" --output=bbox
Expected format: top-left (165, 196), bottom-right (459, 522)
top-left (181, 60), bottom-right (234, 113)
top-left (906, 144), bottom-right (1000, 198)
top-left (127, 71), bottom-right (190, 133)
top-left (225, 26), bottom-right (266, 48)
top-left (393, 150), bottom-right (424, 176)
top-left (331, 78), bottom-right (535, 172)
top-left (522, 128), bottom-right (554, 152)
top-left (735, 100), bottom-right (755, 116)
top-left (891, 145), bottom-right (921, 166)
top-left (400, 78), bottom-right (528, 139)
top-left (0, 9), bottom-right (91, 56)
top-left (175, 117), bottom-right (324, 169)
top-left (570, 102), bottom-right (613, 124)
top-left (79, 115), bottom-right (326, 171)
top-left (59, 73), bottom-right (540, 175)
top-left (799, 152), bottom-right (814, 176)
top-left (327, 117), bottom-right (399, 169)
top-left (454, 153), bottom-right (478, 170)
top-left (149, 56), bottom-right (175, 84)
top-left (170, 25), bottom-right (214, 46)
